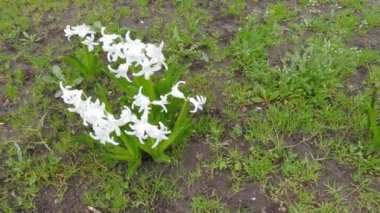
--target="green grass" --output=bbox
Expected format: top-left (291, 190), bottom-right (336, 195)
top-left (0, 0), bottom-right (379, 212)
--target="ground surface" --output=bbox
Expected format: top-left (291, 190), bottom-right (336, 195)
top-left (0, 0), bottom-right (380, 212)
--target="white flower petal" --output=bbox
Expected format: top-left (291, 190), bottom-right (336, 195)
top-left (132, 87), bottom-right (151, 113)
top-left (170, 81), bottom-right (186, 99)
top-left (189, 95), bottom-right (207, 113)
top-left (108, 62), bottom-right (132, 82)
top-left (152, 95), bottom-right (169, 113)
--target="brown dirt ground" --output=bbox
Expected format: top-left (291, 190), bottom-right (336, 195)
top-left (353, 27), bottom-right (380, 50)
top-left (34, 176), bottom-right (87, 213)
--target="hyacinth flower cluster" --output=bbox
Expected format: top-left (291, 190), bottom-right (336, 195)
top-left (60, 24), bottom-right (206, 177)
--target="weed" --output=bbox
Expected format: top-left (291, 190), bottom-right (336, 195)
top-left (368, 89), bottom-right (380, 150)
top-left (191, 195), bottom-right (227, 213)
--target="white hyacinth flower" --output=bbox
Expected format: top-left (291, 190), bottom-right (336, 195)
top-left (82, 34), bottom-right (99, 52)
top-left (133, 57), bottom-right (161, 80)
top-left (125, 111), bottom-right (170, 148)
top-left (107, 42), bottom-right (125, 62)
top-left (99, 27), bottom-right (119, 48)
top-left (90, 119), bottom-right (119, 145)
top-left (170, 81), bottom-right (186, 99)
top-left (64, 24), bottom-right (95, 40)
top-left (72, 24), bottom-right (95, 38)
top-left (64, 25), bottom-right (76, 40)
top-left (60, 82), bottom-right (136, 146)
top-left (132, 87), bottom-right (151, 113)
top-left (120, 106), bottom-right (137, 124)
top-left (108, 62), bottom-right (132, 82)
top-left (105, 114), bottom-right (126, 136)
top-left (80, 98), bottom-right (107, 126)
top-left (189, 95), bottom-right (207, 113)
top-left (152, 95), bottom-right (169, 113)
top-left (125, 111), bottom-right (151, 144)
top-left (90, 132), bottom-right (118, 145)
top-left (148, 122), bottom-right (171, 148)
top-left (124, 31), bottom-right (147, 64)
top-left (146, 42), bottom-right (167, 70)
top-left (99, 27), bottom-right (121, 62)
top-left (59, 82), bottom-right (83, 106)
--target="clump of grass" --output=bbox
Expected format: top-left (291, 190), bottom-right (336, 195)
top-left (368, 88), bottom-right (380, 150)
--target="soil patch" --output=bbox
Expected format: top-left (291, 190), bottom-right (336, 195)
top-left (176, 171), bottom-right (275, 212)
top-left (345, 66), bottom-right (368, 96)
top-left (181, 138), bottom-right (213, 171)
top-left (34, 176), bottom-right (86, 213)
top-left (353, 27), bottom-right (380, 50)
top-left (226, 182), bottom-right (275, 212)
top-left (268, 42), bottom-right (294, 68)
top-left (321, 159), bottom-right (354, 185)
top-left (284, 133), bottom-right (324, 159)
top-left (116, 1), bottom-right (175, 35)
top-left (309, 159), bottom-right (358, 204)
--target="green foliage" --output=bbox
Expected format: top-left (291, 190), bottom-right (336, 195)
top-left (136, 0), bottom-right (149, 7)
top-left (62, 48), bottom-right (103, 80)
top-left (281, 153), bottom-right (321, 182)
top-left (221, 0), bottom-right (247, 17)
top-left (279, 37), bottom-right (361, 101)
top-left (84, 173), bottom-right (130, 211)
top-left (364, 5), bottom-right (380, 28)
top-left (244, 149), bottom-right (273, 182)
top-left (191, 196), bottom-right (226, 213)
top-left (368, 89), bottom-right (380, 150)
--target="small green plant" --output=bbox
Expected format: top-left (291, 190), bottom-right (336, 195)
top-left (221, 0), bottom-right (247, 17)
top-left (59, 24), bottom-right (207, 177)
top-left (191, 196), bottom-right (226, 213)
top-left (368, 88), bottom-right (380, 150)
top-left (19, 31), bottom-right (42, 46)
top-left (244, 149), bottom-right (274, 182)
top-left (136, 0), bottom-right (149, 7)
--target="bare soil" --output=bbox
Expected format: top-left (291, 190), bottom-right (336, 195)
top-left (345, 66), bottom-right (368, 96)
top-left (34, 176), bottom-right (87, 213)
top-left (353, 27), bottom-right (380, 50)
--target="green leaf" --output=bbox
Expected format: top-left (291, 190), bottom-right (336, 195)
top-left (172, 27), bottom-right (181, 42)
top-left (119, 131), bottom-right (141, 160)
top-left (42, 75), bottom-right (57, 83)
top-left (252, 96), bottom-right (264, 103)
top-left (62, 49), bottom-right (103, 80)
top-left (159, 101), bottom-right (191, 151)
top-left (135, 76), bottom-right (157, 100)
top-left (70, 135), bottom-right (98, 143)
top-left (174, 101), bottom-right (191, 130)
top-left (95, 83), bottom-right (113, 112)
top-left (109, 146), bottom-right (134, 162)
top-left (54, 90), bottom-right (63, 98)
top-left (126, 159), bottom-right (142, 179)
top-left (52, 65), bottom-right (65, 81)
top-left (198, 50), bottom-right (209, 62)
top-left (104, 71), bottom-right (138, 94)
top-left (72, 77), bottom-right (84, 86)
top-left (105, 153), bottom-right (133, 162)
top-left (62, 55), bottom-right (88, 75)
top-left (92, 21), bottom-right (103, 30)
top-left (368, 89), bottom-right (380, 150)
top-left (152, 153), bottom-right (171, 163)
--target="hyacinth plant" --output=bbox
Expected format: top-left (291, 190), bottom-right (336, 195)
top-left (59, 24), bottom-right (206, 177)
